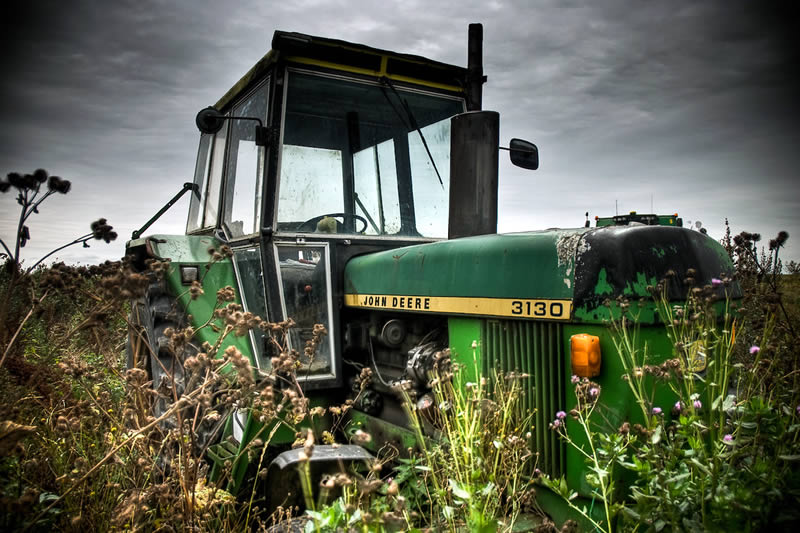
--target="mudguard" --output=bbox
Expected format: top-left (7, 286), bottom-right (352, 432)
top-left (265, 445), bottom-right (373, 513)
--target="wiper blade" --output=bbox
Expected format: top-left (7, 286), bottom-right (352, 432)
top-left (379, 76), bottom-right (444, 187)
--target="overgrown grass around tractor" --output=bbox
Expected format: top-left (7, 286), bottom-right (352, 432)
top-left (1, 224), bottom-right (798, 532)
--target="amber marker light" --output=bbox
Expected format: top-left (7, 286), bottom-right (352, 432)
top-left (570, 333), bottom-right (601, 377)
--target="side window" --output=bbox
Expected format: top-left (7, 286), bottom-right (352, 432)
top-left (204, 124), bottom-right (228, 229)
top-left (275, 243), bottom-right (335, 381)
top-left (187, 133), bottom-right (212, 233)
top-left (223, 82), bottom-right (269, 239)
top-left (232, 247), bottom-right (269, 369)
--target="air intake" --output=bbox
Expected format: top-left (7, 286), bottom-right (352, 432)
top-left (482, 319), bottom-right (566, 477)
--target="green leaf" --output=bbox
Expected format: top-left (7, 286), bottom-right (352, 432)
top-left (655, 519), bottom-right (666, 531)
top-left (479, 481), bottom-right (496, 496)
top-left (449, 478), bottom-right (471, 499)
top-left (443, 505), bottom-right (455, 519)
top-left (347, 508), bottom-right (362, 526)
top-left (690, 457), bottom-right (711, 476)
top-left (652, 425), bottom-right (662, 445)
top-left (722, 394), bottom-right (736, 411)
top-left (711, 394), bottom-right (722, 410)
top-left (622, 507), bottom-right (641, 521)
top-left (39, 492), bottom-right (60, 503)
top-left (666, 472), bottom-right (690, 484)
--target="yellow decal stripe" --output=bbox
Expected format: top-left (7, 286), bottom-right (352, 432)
top-left (344, 294), bottom-right (572, 321)
top-left (286, 56), bottom-right (465, 93)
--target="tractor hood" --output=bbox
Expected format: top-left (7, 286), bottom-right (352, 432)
top-left (343, 225), bottom-right (738, 324)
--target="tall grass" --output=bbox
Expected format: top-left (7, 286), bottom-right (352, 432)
top-left (2, 225), bottom-right (798, 532)
top-left (399, 351), bottom-right (538, 532)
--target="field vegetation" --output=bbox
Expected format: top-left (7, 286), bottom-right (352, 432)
top-left (1, 171), bottom-right (799, 531)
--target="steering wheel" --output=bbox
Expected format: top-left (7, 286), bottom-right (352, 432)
top-left (297, 213), bottom-right (368, 234)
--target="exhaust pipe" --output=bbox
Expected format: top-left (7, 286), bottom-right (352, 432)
top-left (466, 23), bottom-right (486, 112)
top-left (448, 110), bottom-right (499, 240)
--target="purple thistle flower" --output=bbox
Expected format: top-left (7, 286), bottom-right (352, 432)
top-left (711, 278), bottom-right (722, 288)
top-left (750, 345), bottom-right (760, 355)
top-left (796, 405), bottom-right (800, 416)
top-left (723, 434), bottom-right (733, 443)
top-left (693, 400), bottom-right (702, 409)
top-left (652, 407), bottom-right (662, 415)
top-left (556, 410), bottom-right (567, 420)
top-left (571, 375), bottom-right (580, 384)
top-left (589, 387), bottom-right (599, 398)
top-left (551, 419), bottom-right (562, 429)
top-left (674, 401), bottom-right (682, 413)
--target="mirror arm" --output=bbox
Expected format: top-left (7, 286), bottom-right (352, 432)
top-left (197, 106), bottom-right (271, 146)
top-left (226, 116), bottom-right (272, 147)
top-left (499, 146), bottom-right (537, 154)
top-left (131, 182), bottom-right (199, 240)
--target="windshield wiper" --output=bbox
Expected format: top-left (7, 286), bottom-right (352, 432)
top-left (379, 76), bottom-right (444, 187)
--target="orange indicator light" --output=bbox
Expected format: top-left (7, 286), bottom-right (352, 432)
top-left (570, 333), bottom-right (601, 377)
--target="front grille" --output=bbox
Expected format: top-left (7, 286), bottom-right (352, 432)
top-left (482, 319), bottom-right (566, 477)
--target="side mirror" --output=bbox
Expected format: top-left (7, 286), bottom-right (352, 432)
top-left (196, 106), bottom-right (226, 134)
top-left (509, 138), bottom-right (539, 170)
top-left (195, 106), bottom-right (270, 147)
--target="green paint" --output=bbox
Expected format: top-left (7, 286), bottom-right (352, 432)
top-left (573, 300), bottom-right (660, 326)
top-left (594, 268), bottom-right (614, 296)
top-left (561, 323), bottom-right (679, 497)
top-left (622, 272), bottom-right (658, 297)
top-left (595, 213), bottom-right (682, 228)
top-left (347, 411), bottom-right (419, 453)
top-left (651, 246), bottom-right (666, 258)
top-left (147, 234), bottom-right (223, 263)
top-left (345, 230), bottom-right (582, 301)
top-left (447, 317), bottom-right (483, 383)
top-left (149, 236), bottom-right (257, 373)
top-left (533, 485), bottom-right (605, 531)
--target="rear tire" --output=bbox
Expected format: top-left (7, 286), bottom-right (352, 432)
top-left (127, 280), bottom-right (188, 425)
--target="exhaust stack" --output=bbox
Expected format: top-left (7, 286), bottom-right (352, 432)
top-left (448, 110), bottom-right (500, 240)
top-left (466, 23), bottom-right (485, 112)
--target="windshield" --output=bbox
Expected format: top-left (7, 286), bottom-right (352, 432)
top-left (277, 71), bottom-right (464, 238)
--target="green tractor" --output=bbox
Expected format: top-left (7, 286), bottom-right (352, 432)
top-left (126, 24), bottom-right (738, 527)
top-left (594, 211), bottom-right (683, 228)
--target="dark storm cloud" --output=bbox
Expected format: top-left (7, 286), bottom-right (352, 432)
top-left (1, 0), bottom-right (798, 265)
top-left (488, 1), bottom-right (800, 260)
top-left (0, 1), bottom-right (257, 263)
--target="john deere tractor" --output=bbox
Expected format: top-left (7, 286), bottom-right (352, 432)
top-left (126, 24), bottom-right (738, 527)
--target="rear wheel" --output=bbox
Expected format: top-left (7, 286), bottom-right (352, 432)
top-left (126, 280), bottom-right (223, 449)
top-left (127, 280), bottom-right (187, 423)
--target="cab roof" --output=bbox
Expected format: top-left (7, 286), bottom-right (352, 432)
top-left (215, 30), bottom-right (468, 111)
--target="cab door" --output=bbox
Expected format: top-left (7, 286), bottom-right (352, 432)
top-left (218, 80), bottom-right (273, 371)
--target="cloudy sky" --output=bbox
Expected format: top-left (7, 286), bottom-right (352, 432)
top-left (1, 0), bottom-right (798, 266)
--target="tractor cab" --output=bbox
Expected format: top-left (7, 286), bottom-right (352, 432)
top-left (179, 29), bottom-right (511, 388)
